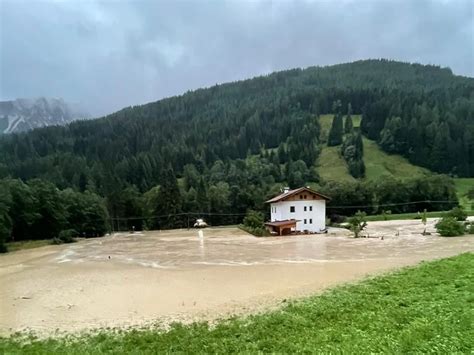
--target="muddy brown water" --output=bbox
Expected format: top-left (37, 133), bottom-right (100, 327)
top-left (0, 219), bottom-right (473, 335)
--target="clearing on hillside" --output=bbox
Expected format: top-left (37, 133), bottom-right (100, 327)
top-left (317, 114), bottom-right (429, 182)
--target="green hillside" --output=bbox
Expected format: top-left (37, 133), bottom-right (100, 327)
top-left (0, 60), bottom-right (471, 237)
top-left (317, 114), bottom-right (428, 182)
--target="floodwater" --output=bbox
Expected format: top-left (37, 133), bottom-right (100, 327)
top-left (0, 219), bottom-right (473, 335)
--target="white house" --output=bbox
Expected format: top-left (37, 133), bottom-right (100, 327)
top-left (264, 187), bottom-right (330, 235)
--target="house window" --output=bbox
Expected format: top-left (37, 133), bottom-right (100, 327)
top-left (304, 195), bottom-right (307, 199)
top-left (290, 206), bottom-right (295, 213)
top-left (304, 219), bottom-right (307, 224)
top-left (304, 206), bottom-right (307, 211)
top-left (300, 195), bottom-right (303, 199)
top-left (309, 206), bottom-right (313, 211)
top-left (310, 219), bottom-right (312, 224)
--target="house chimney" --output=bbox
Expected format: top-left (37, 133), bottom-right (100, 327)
top-left (283, 187), bottom-right (290, 193)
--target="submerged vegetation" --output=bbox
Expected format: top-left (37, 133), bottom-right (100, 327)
top-left (2, 253), bottom-right (473, 353)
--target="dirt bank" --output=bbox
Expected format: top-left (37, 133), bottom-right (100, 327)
top-left (1, 220), bottom-right (473, 335)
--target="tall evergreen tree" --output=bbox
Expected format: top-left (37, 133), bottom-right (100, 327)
top-left (328, 113), bottom-right (344, 146)
top-left (154, 167), bottom-right (182, 229)
top-left (344, 103), bottom-right (354, 134)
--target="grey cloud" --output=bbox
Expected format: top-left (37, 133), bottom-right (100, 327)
top-left (1, 0), bottom-right (472, 116)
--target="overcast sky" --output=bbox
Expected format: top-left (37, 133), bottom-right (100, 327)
top-left (1, 0), bottom-right (473, 116)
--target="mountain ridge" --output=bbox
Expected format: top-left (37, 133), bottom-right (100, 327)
top-left (0, 97), bottom-right (89, 134)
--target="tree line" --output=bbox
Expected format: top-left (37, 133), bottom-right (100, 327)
top-left (0, 178), bottom-right (109, 252)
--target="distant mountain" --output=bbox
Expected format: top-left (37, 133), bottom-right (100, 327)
top-left (0, 97), bottom-right (89, 134)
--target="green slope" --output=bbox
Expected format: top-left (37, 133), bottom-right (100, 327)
top-left (363, 138), bottom-right (429, 180)
top-left (317, 114), bottom-right (429, 182)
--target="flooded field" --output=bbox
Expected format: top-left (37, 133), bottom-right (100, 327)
top-left (1, 219), bottom-right (473, 334)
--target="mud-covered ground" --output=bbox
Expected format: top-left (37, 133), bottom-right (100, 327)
top-left (1, 218), bottom-right (473, 335)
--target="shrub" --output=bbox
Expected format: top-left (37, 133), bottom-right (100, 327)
top-left (53, 229), bottom-right (78, 244)
top-left (435, 217), bottom-right (465, 237)
top-left (243, 210), bottom-right (265, 229)
top-left (381, 210), bottom-right (392, 221)
top-left (329, 214), bottom-right (347, 224)
top-left (447, 207), bottom-right (467, 221)
top-left (241, 210), bottom-right (268, 237)
top-left (348, 211), bottom-right (368, 238)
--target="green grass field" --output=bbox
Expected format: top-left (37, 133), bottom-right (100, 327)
top-left (363, 138), bottom-right (429, 181)
top-left (364, 210), bottom-right (474, 221)
top-left (317, 145), bottom-right (356, 182)
top-left (5, 239), bottom-right (52, 252)
top-left (2, 253), bottom-right (473, 353)
top-left (318, 114), bottom-right (428, 182)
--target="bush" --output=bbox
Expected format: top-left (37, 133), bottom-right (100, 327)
top-left (348, 211), bottom-right (368, 238)
top-left (435, 217), bottom-right (465, 237)
top-left (243, 210), bottom-right (265, 229)
top-left (381, 210), bottom-right (392, 221)
top-left (241, 210), bottom-right (268, 237)
top-left (329, 214), bottom-right (347, 224)
top-left (53, 229), bottom-right (78, 244)
top-left (447, 207), bottom-right (467, 221)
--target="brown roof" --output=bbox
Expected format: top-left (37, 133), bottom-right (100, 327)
top-left (265, 187), bottom-right (330, 203)
top-left (264, 219), bottom-right (299, 227)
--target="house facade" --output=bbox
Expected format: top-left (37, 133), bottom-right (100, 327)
top-left (265, 187), bottom-right (330, 235)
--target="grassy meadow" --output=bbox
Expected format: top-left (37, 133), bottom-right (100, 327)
top-left (2, 253), bottom-right (473, 353)
top-left (318, 114), bottom-right (429, 182)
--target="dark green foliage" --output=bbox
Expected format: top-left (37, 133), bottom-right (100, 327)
top-left (0, 187), bottom-right (12, 252)
top-left (328, 113), bottom-right (344, 146)
top-left (151, 167), bottom-right (183, 229)
top-left (447, 206), bottom-right (468, 221)
top-left (348, 211), bottom-right (367, 238)
top-left (27, 179), bottom-right (68, 240)
top-left (53, 229), bottom-right (78, 244)
top-left (241, 210), bottom-right (267, 236)
top-left (341, 131), bottom-right (365, 178)
top-left (344, 103), bottom-right (353, 134)
top-left (2, 254), bottom-right (473, 353)
top-left (467, 187), bottom-right (474, 200)
top-left (243, 210), bottom-right (265, 229)
top-left (323, 175), bottom-right (458, 218)
top-left (435, 217), bottom-right (465, 236)
top-left (62, 189), bottom-right (109, 237)
top-left (0, 178), bottom-right (109, 246)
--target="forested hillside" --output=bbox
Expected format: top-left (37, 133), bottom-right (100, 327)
top-left (0, 59), bottom-right (473, 244)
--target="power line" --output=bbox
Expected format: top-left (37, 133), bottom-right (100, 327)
top-left (107, 200), bottom-right (460, 221)
top-left (328, 200), bottom-right (459, 209)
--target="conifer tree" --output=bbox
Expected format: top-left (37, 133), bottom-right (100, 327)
top-left (344, 103), bottom-right (354, 134)
top-left (154, 166), bottom-right (182, 229)
top-left (328, 113), bottom-right (344, 146)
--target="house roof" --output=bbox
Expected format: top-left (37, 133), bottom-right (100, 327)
top-left (264, 219), bottom-right (299, 227)
top-left (265, 186), bottom-right (330, 203)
